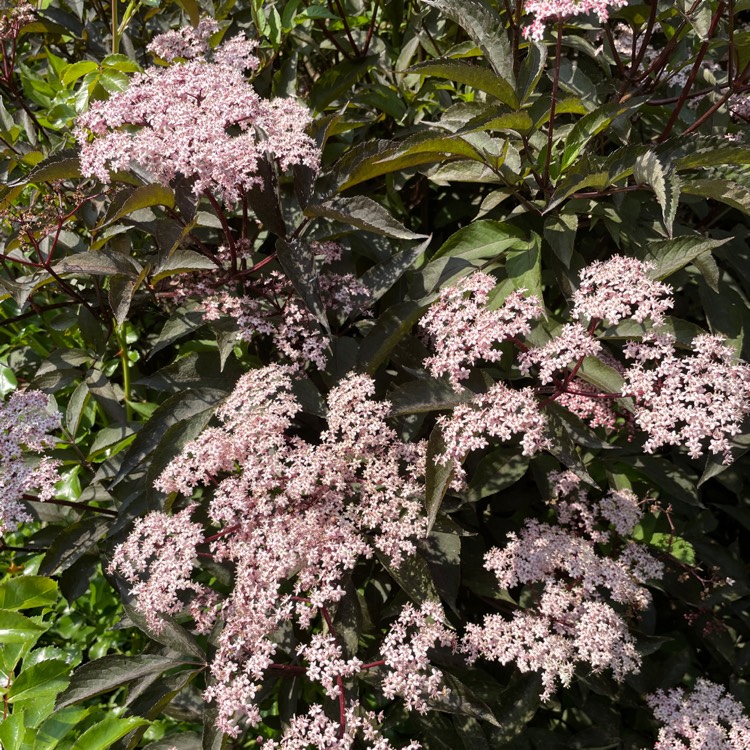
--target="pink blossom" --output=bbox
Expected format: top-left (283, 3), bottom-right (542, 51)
top-left (463, 481), bottom-right (662, 698)
top-left (571, 255), bottom-right (673, 327)
top-left (76, 25), bottom-right (319, 204)
top-left (141, 366), bottom-right (428, 734)
top-left (420, 272), bottom-right (542, 386)
top-left (0, 390), bottom-right (61, 536)
top-left (519, 322), bottom-right (602, 384)
top-left (108, 504), bottom-right (204, 633)
top-left (524, 0), bottom-right (628, 41)
top-left (436, 381), bottom-right (548, 470)
top-left (380, 602), bottom-right (455, 713)
top-left (647, 679), bottom-right (750, 749)
top-left (622, 333), bottom-right (750, 462)
top-left (297, 634), bottom-right (363, 699)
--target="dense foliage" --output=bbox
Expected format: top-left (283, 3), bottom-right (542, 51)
top-left (2, 0), bottom-right (750, 748)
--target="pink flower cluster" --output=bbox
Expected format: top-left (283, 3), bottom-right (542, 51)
top-left (0, 390), bottom-right (61, 536)
top-left (108, 504), bottom-right (205, 633)
top-left (436, 381), bottom-right (548, 474)
top-left (571, 255), bottom-right (672, 326)
top-left (647, 679), bottom-right (750, 749)
top-left (419, 272), bottom-right (542, 386)
top-left (519, 322), bottom-right (602, 384)
top-left (76, 22), bottom-right (320, 203)
top-left (623, 333), bottom-right (750, 463)
top-left (262, 702), bottom-right (421, 750)
top-left (462, 474), bottom-right (662, 698)
top-left (114, 365), bottom-right (427, 735)
top-left (524, 0), bottom-right (628, 41)
top-left (198, 242), bottom-right (369, 370)
top-left (380, 602), bottom-right (455, 713)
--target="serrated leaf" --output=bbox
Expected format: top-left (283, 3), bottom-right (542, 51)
top-left (99, 184), bottom-right (175, 226)
top-left (409, 59), bottom-right (518, 108)
top-left (642, 236), bottom-right (731, 280)
top-left (357, 301), bottom-right (426, 374)
top-left (634, 151), bottom-right (679, 236)
top-left (425, 426), bottom-right (455, 534)
top-left (0, 711), bottom-right (25, 750)
top-left (9, 659), bottom-right (70, 702)
top-left (122, 601), bottom-right (205, 661)
top-left (0, 576), bottom-right (58, 610)
top-left (9, 149), bottom-right (81, 186)
top-left (276, 238), bottom-right (330, 331)
top-left (563, 98), bottom-right (646, 172)
top-left (681, 178), bottom-right (750, 215)
top-left (0, 609), bottom-right (49, 643)
top-left (376, 551), bottom-right (440, 604)
top-left (53, 249), bottom-right (140, 277)
top-left (71, 716), bottom-right (149, 750)
top-left (56, 655), bottom-right (186, 710)
top-left (152, 249), bottom-right (217, 283)
top-left (39, 516), bottom-right (111, 576)
top-left (432, 220), bottom-right (526, 262)
top-left (306, 196), bottom-right (427, 240)
top-left (517, 41), bottom-right (547, 104)
top-left (111, 388), bottom-right (225, 487)
top-left (389, 380), bottom-right (474, 417)
top-left (543, 212), bottom-right (577, 267)
top-left (422, 0), bottom-right (513, 82)
top-left (360, 236), bottom-right (430, 302)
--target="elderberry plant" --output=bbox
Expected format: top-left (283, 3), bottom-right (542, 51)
top-left (1, 1), bottom-right (750, 748)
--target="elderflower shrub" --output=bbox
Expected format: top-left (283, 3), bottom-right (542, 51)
top-left (2, 0), bottom-right (750, 748)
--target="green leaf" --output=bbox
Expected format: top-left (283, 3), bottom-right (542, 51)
top-left (34, 707), bottom-right (91, 750)
top-left (517, 41), bottom-right (547, 104)
top-left (0, 363), bottom-right (17, 397)
top-left (0, 576), bottom-right (58, 611)
top-left (357, 301), bottom-right (426, 374)
top-left (98, 69), bottom-right (130, 94)
top-left (61, 61), bottom-right (98, 86)
top-left (633, 151), bottom-right (679, 236)
top-left (99, 184), bottom-right (175, 226)
top-left (408, 59), bottom-right (518, 108)
top-left (0, 711), bottom-right (25, 750)
top-left (388, 380), bottom-right (474, 417)
top-left (309, 56), bottom-right (375, 112)
top-left (151, 249), bottom-right (218, 283)
top-left (9, 659), bottom-right (70, 702)
top-left (360, 236), bottom-right (430, 302)
top-left (649, 533), bottom-right (696, 565)
top-left (424, 426), bottom-right (455, 535)
top-left (0, 609), bottom-right (49, 644)
top-left (53, 249), bottom-right (140, 277)
top-left (70, 716), bottom-right (149, 750)
top-left (543, 212), bottom-right (577, 267)
top-left (305, 196), bottom-right (427, 240)
top-left (681, 178), bottom-right (750, 215)
top-left (432, 220), bottom-right (526, 262)
top-left (56, 655), bottom-right (187, 710)
top-left (421, 0), bottom-right (513, 82)
top-left (642, 236), bottom-right (731, 280)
